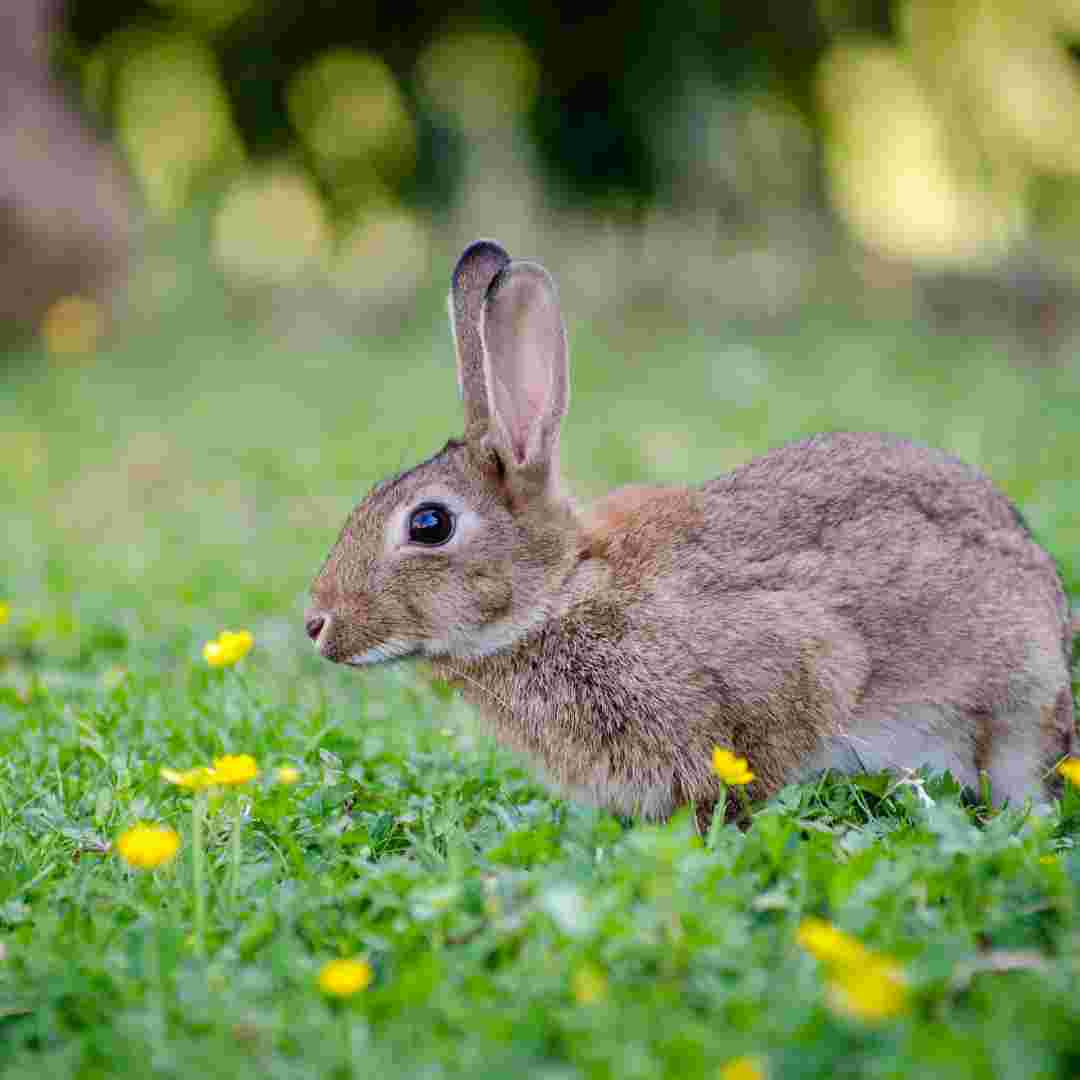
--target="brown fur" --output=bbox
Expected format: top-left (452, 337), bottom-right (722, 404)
top-left (306, 243), bottom-right (1077, 820)
top-left (579, 486), bottom-right (692, 560)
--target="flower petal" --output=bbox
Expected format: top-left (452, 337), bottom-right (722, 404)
top-left (318, 958), bottom-right (372, 996)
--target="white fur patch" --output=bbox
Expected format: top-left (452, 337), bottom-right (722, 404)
top-left (804, 703), bottom-right (979, 791)
top-left (422, 609), bottom-right (547, 660)
top-left (346, 638), bottom-right (418, 666)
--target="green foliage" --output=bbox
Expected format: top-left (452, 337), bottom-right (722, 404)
top-left (1, 270), bottom-right (1079, 1077)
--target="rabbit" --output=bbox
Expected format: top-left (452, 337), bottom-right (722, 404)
top-left (305, 239), bottom-right (1076, 825)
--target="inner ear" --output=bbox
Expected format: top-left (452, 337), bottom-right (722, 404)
top-left (480, 261), bottom-right (568, 474)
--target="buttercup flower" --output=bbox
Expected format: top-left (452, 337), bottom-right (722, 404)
top-left (796, 918), bottom-right (869, 967)
top-left (318, 958), bottom-right (373, 997)
top-left (276, 765), bottom-right (301, 785)
top-left (212, 754), bottom-right (258, 786)
top-left (161, 765), bottom-right (218, 791)
top-left (116, 823), bottom-right (180, 870)
top-left (161, 754), bottom-right (257, 790)
top-left (828, 958), bottom-right (907, 1023)
top-left (1057, 758), bottom-right (1080, 787)
top-left (0, 601), bottom-right (8, 625)
top-left (712, 747), bottom-right (755, 786)
top-left (797, 917), bottom-right (906, 1023)
top-left (719, 1056), bottom-right (766, 1080)
top-left (203, 629), bottom-right (254, 667)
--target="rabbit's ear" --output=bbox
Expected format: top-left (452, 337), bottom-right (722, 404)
top-left (480, 261), bottom-right (568, 488)
top-left (449, 240), bottom-right (511, 439)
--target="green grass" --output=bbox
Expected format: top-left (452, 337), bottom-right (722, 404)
top-left (2, 266), bottom-right (1079, 1078)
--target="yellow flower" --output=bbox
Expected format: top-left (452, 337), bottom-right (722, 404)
top-left (719, 1056), bottom-right (766, 1080)
top-left (712, 748), bottom-right (755, 786)
top-left (115, 823), bottom-right (180, 870)
top-left (161, 765), bottom-right (218, 791)
top-left (796, 918), bottom-right (869, 967)
top-left (797, 918), bottom-right (906, 1024)
top-left (1039, 854), bottom-right (1059, 866)
top-left (570, 964), bottom-right (608, 1005)
top-left (203, 629), bottom-right (254, 667)
top-left (276, 765), bottom-right (301, 785)
top-left (0, 601), bottom-right (8, 625)
top-left (1057, 758), bottom-right (1080, 787)
top-left (161, 754), bottom-right (257, 790)
top-left (827, 958), bottom-right (907, 1023)
top-left (318, 958), bottom-right (373, 997)
top-left (212, 753), bottom-right (258, 786)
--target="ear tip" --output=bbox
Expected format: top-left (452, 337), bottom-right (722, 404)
top-left (452, 239), bottom-right (511, 292)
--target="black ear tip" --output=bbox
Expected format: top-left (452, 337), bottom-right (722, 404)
top-left (452, 239), bottom-right (511, 291)
top-left (484, 264), bottom-right (511, 303)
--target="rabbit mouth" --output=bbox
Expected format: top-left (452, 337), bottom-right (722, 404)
top-left (345, 639), bottom-right (421, 666)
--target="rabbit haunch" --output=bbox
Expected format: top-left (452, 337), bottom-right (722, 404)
top-left (307, 240), bottom-right (1075, 820)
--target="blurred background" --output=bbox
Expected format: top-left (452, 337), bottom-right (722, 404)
top-left (2, 0), bottom-right (1079, 680)
top-left (10, 0), bottom-right (1080, 344)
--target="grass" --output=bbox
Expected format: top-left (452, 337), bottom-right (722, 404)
top-left (1, 261), bottom-right (1079, 1078)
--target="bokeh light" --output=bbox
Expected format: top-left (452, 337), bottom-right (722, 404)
top-left (416, 29), bottom-right (539, 135)
top-left (113, 33), bottom-right (242, 216)
top-left (287, 49), bottom-right (415, 182)
top-left (212, 167), bottom-right (330, 285)
top-left (818, 40), bottom-right (1005, 265)
top-left (40, 295), bottom-right (105, 359)
top-left (330, 207), bottom-right (430, 306)
top-left (906, 0), bottom-right (1080, 177)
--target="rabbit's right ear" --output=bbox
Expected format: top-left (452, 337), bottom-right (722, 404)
top-left (449, 240), bottom-right (511, 440)
top-left (480, 261), bottom-right (568, 495)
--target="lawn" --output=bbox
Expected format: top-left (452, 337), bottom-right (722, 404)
top-left (1, 262), bottom-right (1079, 1078)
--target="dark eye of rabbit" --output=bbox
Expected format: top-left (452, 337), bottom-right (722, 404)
top-left (408, 504), bottom-right (455, 545)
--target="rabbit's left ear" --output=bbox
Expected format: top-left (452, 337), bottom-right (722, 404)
top-left (480, 261), bottom-right (568, 490)
top-left (449, 240), bottom-right (511, 440)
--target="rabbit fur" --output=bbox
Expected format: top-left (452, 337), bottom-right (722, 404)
top-left (307, 239), bottom-right (1076, 822)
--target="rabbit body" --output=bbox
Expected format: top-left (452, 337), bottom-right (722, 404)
top-left (307, 241), bottom-right (1075, 819)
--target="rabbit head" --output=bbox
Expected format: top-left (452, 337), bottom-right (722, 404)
top-left (306, 241), bottom-right (580, 666)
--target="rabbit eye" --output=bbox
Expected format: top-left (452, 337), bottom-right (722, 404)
top-left (408, 503), bottom-right (455, 545)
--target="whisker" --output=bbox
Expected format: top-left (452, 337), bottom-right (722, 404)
top-left (442, 664), bottom-right (512, 713)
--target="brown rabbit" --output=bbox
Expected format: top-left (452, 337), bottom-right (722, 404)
top-left (306, 239), bottom-right (1076, 822)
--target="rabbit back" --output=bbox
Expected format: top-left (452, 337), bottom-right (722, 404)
top-left (687, 431), bottom-right (1073, 801)
top-left (524, 430), bottom-right (1074, 809)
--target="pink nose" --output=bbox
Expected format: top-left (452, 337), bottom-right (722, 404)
top-left (304, 611), bottom-right (327, 643)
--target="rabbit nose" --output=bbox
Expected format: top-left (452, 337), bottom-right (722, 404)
top-left (304, 610), bottom-right (328, 644)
